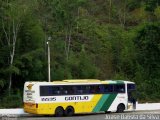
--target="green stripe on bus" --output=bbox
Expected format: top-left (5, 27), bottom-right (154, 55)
top-left (92, 94), bottom-right (109, 112)
top-left (100, 93), bottom-right (117, 111)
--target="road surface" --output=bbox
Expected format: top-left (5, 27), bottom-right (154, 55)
top-left (4, 110), bottom-right (159, 120)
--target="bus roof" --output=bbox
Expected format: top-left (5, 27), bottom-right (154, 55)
top-left (25, 79), bottom-right (135, 85)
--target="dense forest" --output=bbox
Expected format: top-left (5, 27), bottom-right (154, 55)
top-left (0, 0), bottom-right (160, 108)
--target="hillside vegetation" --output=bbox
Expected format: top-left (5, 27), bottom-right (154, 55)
top-left (0, 0), bottom-right (160, 108)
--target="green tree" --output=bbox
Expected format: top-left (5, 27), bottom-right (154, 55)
top-left (1, 0), bottom-right (30, 93)
top-left (154, 6), bottom-right (160, 19)
top-left (17, 13), bottom-right (45, 82)
top-left (134, 23), bottom-right (160, 101)
top-left (134, 23), bottom-right (160, 79)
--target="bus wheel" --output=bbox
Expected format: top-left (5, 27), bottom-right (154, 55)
top-left (55, 106), bottom-right (64, 117)
top-left (116, 104), bottom-right (125, 113)
top-left (64, 106), bottom-right (74, 116)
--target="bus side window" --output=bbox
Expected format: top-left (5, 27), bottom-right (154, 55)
top-left (68, 86), bottom-right (74, 94)
top-left (48, 86), bottom-right (53, 95)
top-left (104, 85), bottom-right (113, 93)
top-left (40, 86), bottom-right (54, 96)
top-left (76, 86), bottom-right (83, 94)
top-left (90, 85), bottom-right (95, 93)
top-left (84, 85), bottom-right (91, 94)
top-left (63, 86), bottom-right (70, 95)
top-left (56, 90), bottom-right (60, 94)
top-left (96, 85), bottom-right (101, 94)
top-left (114, 84), bottom-right (125, 93)
top-left (99, 85), bottom-right (105, 93)
top-left (63, 88), bottom-right (68, 94)
top-left (90, 85), bottom-right (100, 94)
top-left (72, 86), bottom-right (77, 94)
top-left (127, 84), bottom-right (136, 91)
top-left (40, 86), bottom-right (47, 96)
top-left (82, 85), bottom-right (90, 94)
top-left (55, 86), bottom-right (63, 95)
top-left (52, 86), bottom-right (59, 95)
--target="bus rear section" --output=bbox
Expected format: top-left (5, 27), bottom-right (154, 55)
top-left (23, 82), bottom-right (39, 114)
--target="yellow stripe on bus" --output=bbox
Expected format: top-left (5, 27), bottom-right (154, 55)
top-left (24, 94), bottom-right (103, 115)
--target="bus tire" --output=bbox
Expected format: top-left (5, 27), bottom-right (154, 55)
top-left (55, 106), bottom-right (64, 117)
top-left (116, 104), bottom-right (125, 113)
top-left (64, 106), bottom-right (74, 116)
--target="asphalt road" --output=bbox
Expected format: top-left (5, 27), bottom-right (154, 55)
top-left (2, 110), bottom-right (160, 120)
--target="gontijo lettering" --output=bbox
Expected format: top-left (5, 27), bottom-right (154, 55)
top-left (65, 96), bottom-right (89, 101)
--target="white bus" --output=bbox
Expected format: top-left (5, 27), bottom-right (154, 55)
top-left (23, 79), bottom-right (136, 116)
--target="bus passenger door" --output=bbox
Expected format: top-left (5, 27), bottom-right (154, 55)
top-left (127, 84), bottom-right (136, 110)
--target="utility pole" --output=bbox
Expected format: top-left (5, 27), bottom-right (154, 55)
top-left (47, 36), bottom-right (51, 82)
